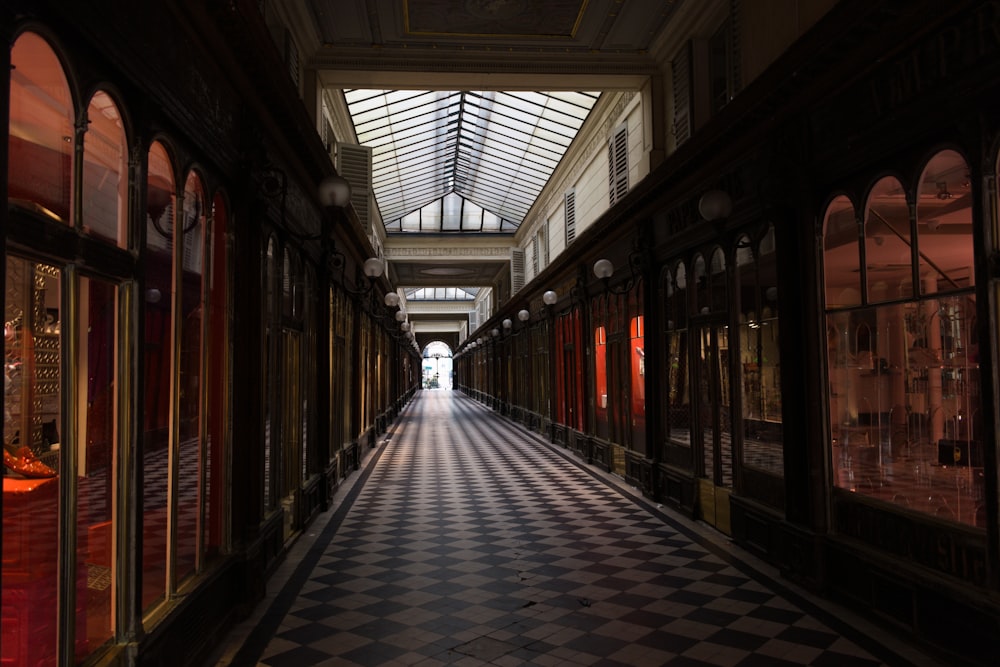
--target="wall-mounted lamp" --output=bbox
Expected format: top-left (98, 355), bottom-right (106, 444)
top-left (593, 252), bottom-right (642, 295)
top-left (383, 291), bottom-right (400, 308)
top-left (517, 309), bottom-right (530, 322)
top-left (491, 328), bottom-right (500, 338)
top-left (395, 309), bottom-right (406, 322)
top-left (698, 189), bottom-right (732, 222)
top-left (502, 318), bottom-right (512, 331)
top-left (318, 174), bottom-right (352, 209)
top-left (542, 290), bottom-right (558, 305)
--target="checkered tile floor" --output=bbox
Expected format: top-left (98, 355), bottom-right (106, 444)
top-left (213, 391), bottom-right (943, 666)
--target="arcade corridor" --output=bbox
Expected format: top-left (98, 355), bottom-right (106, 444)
top-left (211, 391), bottom-right (942, 667)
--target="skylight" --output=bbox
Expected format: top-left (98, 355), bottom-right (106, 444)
top-left (406, 287), bottom-right (479, 301)
top-left (344, 89), bottom-right (600, 233)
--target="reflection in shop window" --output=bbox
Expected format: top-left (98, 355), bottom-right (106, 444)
top-left (662, 263), bottom-right (690, 449)
top-left (83, 91), bottom-right (128, 246)
top-left (3, 259), bottom-right (62, 666)
top-left (142, 140), bottom-right (175, 612)
top-left (8, 32), bottom-right (73, 223)
top-left (594, 322), bottom-right (608, 439)
top-left (823, 151), bottom-right (983, 528)
top-left (736, 229), bottom-right (783, 476)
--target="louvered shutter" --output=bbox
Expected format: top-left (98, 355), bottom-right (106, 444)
top-left (336, 143), bottom-right (372, 233)
top-left (542, 223), bottom-right (550, 265)
top-left (730, 0), bottom-right (743, 97)
top-left (511, 248), bottom-right (526, 294)
top-left (608, 124), bottom-right (628, 206)
top-left (531, 234), bottom-right (539, 277)
top-left (469, 310), bottom-right (479, 331)
top-left (284, 29), bottom-right (300, 89)
top-left (565, 189), bottom-right (577, 244)
top-left (672, 42), bottom-right (692, 146)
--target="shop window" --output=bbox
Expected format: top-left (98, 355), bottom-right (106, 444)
top-left (823, 195), bottom-right (861, 307)
top-left (205, 192), bottom-right (229, 559)
top-left (594, 319), bottom-right (608, 439)
top-left (142, 140), bottom-right (175, 612)
top-left (866, 176), bottom-right (914, 302)
top-left (736, 229), bottom-right (783, 475)
top-left (8, 32), bottom-right (73, 223)
top-left (3, 259), bottom-right (62, 665)
top-left (663, 263), bottom-right (691, 448)
top-left (917, 150), bottom-right (974, 293)
top-left (83, 91), bottom-right (128, 246)
top-left (694, 249), bottom-right (726, 314)
top-left (629, 309), bottom-right (646, 454)
top-left (824, 152), bottom-right (982, 527)
top-left (76, 275), bottom-right (118, 656)
top-left (175, 170), bottom-right (207, 585)
top-left (263, 237), bottom-right (276, 512)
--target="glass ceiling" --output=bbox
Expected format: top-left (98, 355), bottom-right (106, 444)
top-left (406, 287), bottom-right (479, 301)
top-left (344, 89), bottom-right (600, 233)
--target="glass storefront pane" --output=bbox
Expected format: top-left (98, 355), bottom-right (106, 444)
top-left (824, 195), bottom-right (861, 307)
top-left (866, 177), bottom-right (914, 302)
top-left (142, 141), bottom-right (174, 612)
top-left (2, 259), bottom-right (61, 667)
top-left (594, 325), bottom-right (608, 439)
top-left (77, 277), bottom-right (117, 658)
top-left (738, 230), bottom-right (784, 475)
top-left (629, 315), bottom-right (645, 453)
top-left (827, 298), bottom-right (983, 526)
top-left (663, 265), bottom-right (691, 448)
top-left (176, 171), bottom-right (206, 584)
top-left (9, 33), bottom-right (73, 223)
top-left (205, 193), bottom-right (228, 560)
top-left (916, 150), bottom-right (975, 295)
top-left (83, 92), bottom-right (127, 247)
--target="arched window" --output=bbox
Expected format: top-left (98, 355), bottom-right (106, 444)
top-left (83, 91), bottom-right (128, 246)
top-left (694, 249), bottom-right (726, 314)
top-left (865, 176), bottom-right (912, 302)
top-left (916, 150), bottom-right (974, 295)
top-left (8, 31), bottom-right (74, 222)
top-left (823, 153), bottom-right (981, 527)
top-left (823, 195), bottom-right (860, 307)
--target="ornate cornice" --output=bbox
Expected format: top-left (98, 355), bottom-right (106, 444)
top-left (385, 246), bottom-right (512, 258)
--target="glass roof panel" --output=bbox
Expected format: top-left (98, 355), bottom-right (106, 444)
top-left (406, 287), bottom-right (479, 300)
top-left (345, 89), bottom-right (600, 233)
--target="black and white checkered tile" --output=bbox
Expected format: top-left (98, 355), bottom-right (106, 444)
top-left (222, 391), bottom-right (940, 667)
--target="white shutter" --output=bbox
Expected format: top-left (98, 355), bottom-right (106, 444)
top-left (284, 29), bottom-right (300, 90)
top-left (565, 189), bottom-right (577, 244)
top-left (542, 223), bottom-right (549, 266)
top-left (730, 0), bottom-right (743, 97)
top-left (672, 42), bottom-right (692, 146)
top-left (468, 310), bottom-right (479, 331)
top-left (511, 248), bottom-right (526, 294)
top-left (608, 124), bottom-right (628, 206)
top-left (531, 234), bottom-right (539, 277)
top-left (336, 143), bottom-right (372, 233)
